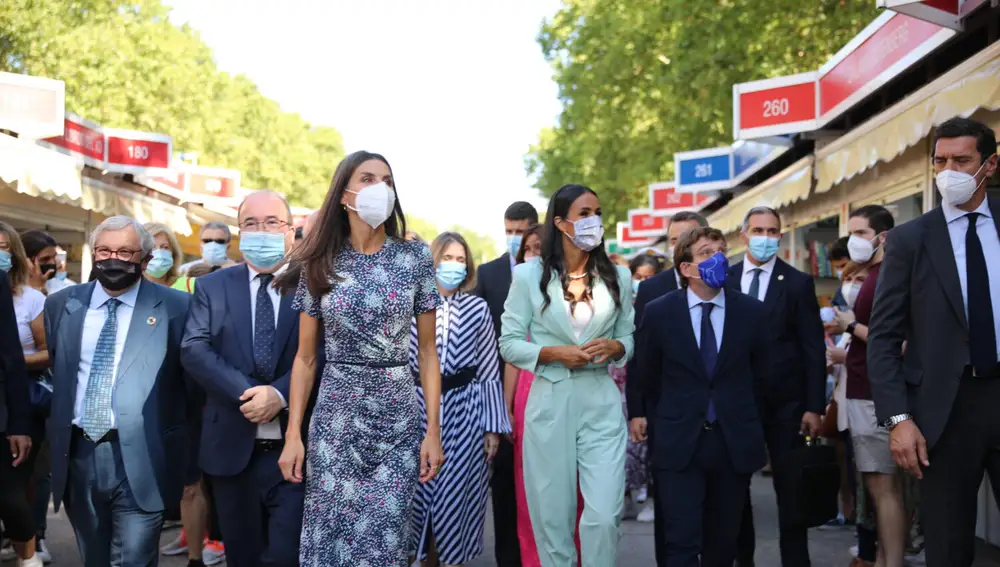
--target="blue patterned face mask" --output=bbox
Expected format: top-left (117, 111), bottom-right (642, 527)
top-left (145, 249), bottom-right (174, 278)
top-left (0, 250), bottom-right (11, 273)
top-left (436, 261), bottom-right (467, 291)
top-left (688, 251), bottom-right (729, 289)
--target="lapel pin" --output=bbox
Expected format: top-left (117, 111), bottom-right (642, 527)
top-left (147, 317), bottom-right (157, 326)
top-left (777, 275), bottom-right (784, 281)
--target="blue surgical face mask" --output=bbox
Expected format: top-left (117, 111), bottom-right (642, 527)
top-left (687, 251), bottom-right (729, 289)
top-left (202, 241), bottom-right (229, 265)
top-left (145, 249), bottom-right (174, 278)
top-left (748, 235), bottom-right (780, 263)
top-left (631, 279), bottom-right (641, 295)
top-left (239, 231), bottom-right (286, 269)
top-left (0, 250), bottom-right (11, 273)
top-left (507, 234), bottom-right (522, 258)
top-left (436, 261), bottom-right (467, 291)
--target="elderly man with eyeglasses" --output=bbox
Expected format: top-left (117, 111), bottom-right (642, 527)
top-left (43, 216), bottom-right (193, 566)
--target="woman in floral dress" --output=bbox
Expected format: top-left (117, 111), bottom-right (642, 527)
top-left (276, 150), bottom-right (446, 567)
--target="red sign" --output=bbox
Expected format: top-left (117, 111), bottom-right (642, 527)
top-left (0, 71), bottom-right (64, 138)
top-left (819, 13), bottom-right (950, 118)
top-left (188, 167), bottom-right (239, 199)
top-left (733, 72), bottom-right (817, 140)
top-left (104, 128), bottom-right (172, 173)
top-left (649, 183), bottom-right (713, 211)
top-left (617, 222), bottom-right (654, 247)
top-left (40, 113), bottom-right (104, 165)
top-left (628, 210), bottom-right (667, 237)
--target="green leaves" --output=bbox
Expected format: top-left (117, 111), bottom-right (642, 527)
top-left (527, 0), bottom-right (878, 226)
top-left (0, 0), bottom-right (344, 208)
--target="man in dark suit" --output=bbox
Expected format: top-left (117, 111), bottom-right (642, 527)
top-left (181, 191), bottom-right (304, 567)
top-left (730, 206), bottom-right (826, 567)
top-left (45, 216), bottom-right (192, 566)
top-left (473, 200), bottom-right (538, 567)
top-left (869, 117), bottom-right (1000, 567)
top-left (626, 210), bottom-right (707, 565)
top-left (634, 226), bottom-right (768, 567)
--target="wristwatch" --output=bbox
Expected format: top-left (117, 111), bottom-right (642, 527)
top-left (879, 413), bottom-right (912, 430)
top-left (846, 321), bottom-right (859, 337)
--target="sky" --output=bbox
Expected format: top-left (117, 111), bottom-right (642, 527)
top-left (165, 0), bottom-right (563, 246)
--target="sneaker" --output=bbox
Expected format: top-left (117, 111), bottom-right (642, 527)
top-left (34, 540), bottom-right (51, 564)
top-left (635, 485), bottom-right (649, 504)
top-left (15, 555), bottom-right (43, 567)
top-left (162, 520), bottom-right (183, 530)
top-left (1, 540), bottom-right (15, 562)
top-left (849, 544), bottom-right (859, 558)
top-left (202, 540), bottom-right (225, 566)
top-left (161, 529), bottom-right (188, 556)
top-left (819, 514), bottom-right (853, 530)
top-left (905, 550), bottom-right (926, 566)
top-left (636, 504), bottom-right (655, 523)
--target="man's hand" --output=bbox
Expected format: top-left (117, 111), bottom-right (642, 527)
top-left (890, 420), bottom-right (929, 479)
top-left (8, 435), bottom-right (31, 467)
top-left (239, 386), bottom-right (283, 424)
top-left (800, 411), bottom-right (822, 437)
top-left (629, 417), bottom-right (648, 443)
top-left (827, 346), bottom-right (847, 365)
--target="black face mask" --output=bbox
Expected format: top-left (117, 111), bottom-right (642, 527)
top-left (39, 263), bottom-right (58, 280)
top-left (92, 258), bottom-right (142, 292)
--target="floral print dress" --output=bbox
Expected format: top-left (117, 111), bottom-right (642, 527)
top-left (292, 237), bottom-right (441, 567)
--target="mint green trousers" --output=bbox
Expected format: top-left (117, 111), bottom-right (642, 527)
top-left (522, 368), bottom-right (627, 567)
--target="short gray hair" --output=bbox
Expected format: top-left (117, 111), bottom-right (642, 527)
top-left (201, 221), bottom-right (232, 242)
top-left (742, 206), bottom-right (781, 233)
top-left (90, 216), bottom-right (155, 257)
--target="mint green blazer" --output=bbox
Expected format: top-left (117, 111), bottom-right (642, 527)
top-left (499, 260), bottom-right (635, 383)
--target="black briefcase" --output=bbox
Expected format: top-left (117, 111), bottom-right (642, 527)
top-left (781, 437), bottom-right (841, 528)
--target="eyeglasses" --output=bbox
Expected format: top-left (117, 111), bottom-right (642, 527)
top-left (201, 238), bottom-right (228, 245)
top-left (94, 246), bottom-right (141, 261)
top-left (240, 219), bottom-right (289, 232)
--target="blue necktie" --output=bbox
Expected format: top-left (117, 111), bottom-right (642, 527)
top-left (965, 213), bottom-right (997, 375)
top-left (80, 298), bottom-right (120, 440)
top-left (254, 274), bottom-right (276, 379)
top-left (700, 302), bottom-right (717, 423)
top-left (748, 268), bottom-right (762, 300)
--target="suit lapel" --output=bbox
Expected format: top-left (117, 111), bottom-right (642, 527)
top-left (225, 265), bottom-right (255, 366)
top-left (116, 280), bottom-right (166, 381)
top-left (673, 293), bottom-right (708, 380)
top-left (712, 291), bottom-right (738, 378)
top-left (500, 254), bottom-right (513, 291)
top-left (726, 262), bottom-right (742, 295)
top-left (546, 274), bottom-right (579, 345)
top-left (59, 283), bottom-right (95, 403)
top-left (924, 209), bottom-right (968, 329)
top-left (761, 260), bottom-right (786, 314)
top-left (664, 268), bottom-right (679, 292)
top-left (991, 196), bottom-right (1000, 241)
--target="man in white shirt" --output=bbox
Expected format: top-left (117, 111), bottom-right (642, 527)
top-left (181, 191), bottom-right (304, 567)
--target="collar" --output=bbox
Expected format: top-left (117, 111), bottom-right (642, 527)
top-left (742, 254), bottom-right (777, 275)
top-left (90, 279), bottom-right (141, 310)
top-left (687, 287), bottom-right (725, 311)
top-left (247, 263), bottom-right (287, 283)
top-left (942, 196), bottom-right (993, 225)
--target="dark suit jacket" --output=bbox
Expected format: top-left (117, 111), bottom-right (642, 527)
top-left (727, 258), bottom-right (826, 416)
top-left (868, 198), bottom-right (1000, 449)
top-left (626, 267), bottom-right (679, 419)
top-left (45, 280), bottom-right (191, 512)
top-left (181, 265), bottom-right (302, 477)
top-left (475, 253), bottom-right (514, 340)
top-left (636, 288), bottom-right (768, 475)
top-left (0, 272), bottom-right (30, 435)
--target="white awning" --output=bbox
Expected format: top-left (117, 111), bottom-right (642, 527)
top-left (710, 156), bottom-right (814, 234)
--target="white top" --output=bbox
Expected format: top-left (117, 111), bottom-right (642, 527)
top-left (740, 254), bottom-right (777, 302)
top-left (687, 287), bottom-right (725, 351)
top-left (46, 277), bottom-right (77, 295)
top-left (941, 198), bottom-right (1000, 360)
top-left (831, 334), bottom-right (852, 432)
top-left (246, 265), bottom-right (287, 440)
top-left (73, 281), bottom-right (140, 428)
top-left (13, 287), bottom-right (45, 355)
top-left (569, 301), bottom-right (594, 340)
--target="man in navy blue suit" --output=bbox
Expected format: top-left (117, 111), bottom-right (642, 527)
top-left (634, 226), bottom-right (768, 567)
top-left (729, 206), bottom-right (826, 567)
top-left (181, 191), bottom-right (304, 567)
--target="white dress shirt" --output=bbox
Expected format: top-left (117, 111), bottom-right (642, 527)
top-left (941, 198), bottom-right (1000, 359)
top-left (740, 254), bottom-right (777, 301)
top-left (247, 265), bottom-right (287, 439)
top-left (73, 281), bottom-right (140, 428)
top-left (687, 287), bottom-right (725, 351)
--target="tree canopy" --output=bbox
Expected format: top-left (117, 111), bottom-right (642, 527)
top-left (0, 0), bottom-right (344, 208)
top-left (526, 0), bottom-right (878, 225)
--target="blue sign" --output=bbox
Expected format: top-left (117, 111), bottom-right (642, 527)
top-left (675, 141), bottom-right (788, 192)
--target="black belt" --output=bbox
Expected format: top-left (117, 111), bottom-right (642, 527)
top-left (72, 426), bottom-right (119, 444)
top-left (414, 367), bottom-right (477, 393)
top-left (965, 364), bottom-right (1000, 379)
top-left (254, 439), bottom-right (284, 452)
top-left (331, 360), bottom-right (408, 368)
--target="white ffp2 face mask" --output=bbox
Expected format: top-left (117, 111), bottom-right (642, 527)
top-left (841, 281), bottom-right (863, 310)
top-left (346, 182), bottom-right (396, 229)
top-left (935, 159), bottom-right (990, 206)
top-left (847, 234), bottom-right (878, 264)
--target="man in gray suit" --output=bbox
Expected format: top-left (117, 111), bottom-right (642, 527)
top-left (44, 216), bottom-right (193, 567)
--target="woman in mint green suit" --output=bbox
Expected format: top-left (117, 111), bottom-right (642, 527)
top-left (500, 184), bottom-right (634, 567)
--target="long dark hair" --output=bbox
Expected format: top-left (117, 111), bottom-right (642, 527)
top-left (275, 151), bottom-right (407, 296)
top-left (539, 184), bottom-right (621, 312)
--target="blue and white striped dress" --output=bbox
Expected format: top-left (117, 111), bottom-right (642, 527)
top-left (408, 292), bottom-right (511, 565)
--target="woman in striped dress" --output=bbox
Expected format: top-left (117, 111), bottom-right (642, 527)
top-left (408, 232), bottom-right (511, 566)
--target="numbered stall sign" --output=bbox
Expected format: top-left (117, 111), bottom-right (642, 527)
top-left (674, 147), bottom-right (733, 193)
top-left (103, 128), bottom-right (172, 175)
top-left (628, 209), bottom-right (669, 239)
top-left (38, 112), bottom-right (105, 168)
top-left (733, 71), bottom-right (818, 141)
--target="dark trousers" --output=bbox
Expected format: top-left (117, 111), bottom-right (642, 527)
top-left (491, 436), bottom-right (521, 567)
top-left (736, 400), bottom-right (811, 567)
top-left (212, 443), bottom-right (304, 567)
top-left (655, 427), bottom-right (750, 567)
top-left (647, 420), bottom-right (666, 567)
top-left (922, 378), bottom-right (1000, 567)
top-left (0, 431), bottom-right (36, 543)
top-left (64, 433), bottom-right (163, 567)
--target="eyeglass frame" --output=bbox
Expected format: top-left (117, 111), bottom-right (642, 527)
top-left (93, 246), bottom-right (144, 262)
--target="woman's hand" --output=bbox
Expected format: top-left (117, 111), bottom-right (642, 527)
top-left (419, 433), bottom-right (446, 483)
top-left (555, 346), bottom-right (593, 369)
top-left (581, 338), bottom-right (624, 365)
top-left (278, 436), bottom-right (305, 483)
top-left (827, 346), bottom-right (847, 365)
top-left (484, 432), bottom-right (500, 462)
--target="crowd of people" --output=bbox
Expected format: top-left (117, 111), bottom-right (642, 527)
top-left (0, 116), bottom-right (996, 567)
